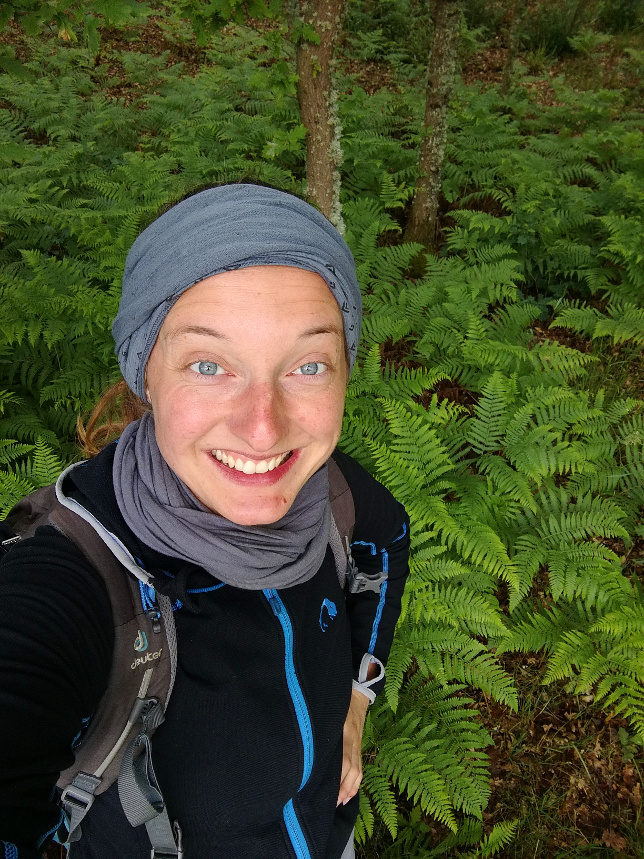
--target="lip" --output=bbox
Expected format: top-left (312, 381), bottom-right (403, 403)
top-left (209, 448), bottom-right (300, 485)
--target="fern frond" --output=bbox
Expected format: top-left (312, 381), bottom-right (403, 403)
top-left (431, 652), bottom-right (518, 711)
top-left (476, 819), bottom-right (520, 857)
top-left (362, 763), bottom-right (399, 839)
top-left (591, 605), bottom-right (644, 638)
top-left (354, 789), bottom-right (375, 845)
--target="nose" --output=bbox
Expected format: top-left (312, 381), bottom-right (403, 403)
top-left (229, 381), bottom-right (288, 453)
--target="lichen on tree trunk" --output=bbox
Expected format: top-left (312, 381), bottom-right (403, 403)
top-left (405, 0), bottom-right (461, 250)
top-left (295, 0), bottom-right (346, 231)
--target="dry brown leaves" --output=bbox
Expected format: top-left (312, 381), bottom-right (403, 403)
top-left (475, 653), bottom-right (643, 856)
top-left (339, 57), bottom-right (401, 95)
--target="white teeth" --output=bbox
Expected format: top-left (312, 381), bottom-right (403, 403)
top-left (212, 450), bottom-right (290, 475)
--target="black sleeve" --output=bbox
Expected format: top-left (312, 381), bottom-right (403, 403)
top-left (333, 450), bottom-right (410, 698)
top-left (0, 526), bottom-right (113, 857)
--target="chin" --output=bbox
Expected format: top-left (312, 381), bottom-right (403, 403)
top-left (219, 501), bottom-right (294, 527)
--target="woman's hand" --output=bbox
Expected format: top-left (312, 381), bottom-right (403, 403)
top-left (337, 688), bottom-right (370, 806)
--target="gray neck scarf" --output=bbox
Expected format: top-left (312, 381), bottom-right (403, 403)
top-left (112, 412), bottom-right (331, 590)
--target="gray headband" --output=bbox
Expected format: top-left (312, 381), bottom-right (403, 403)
top-left (112, 184), bottom-right (362, 400)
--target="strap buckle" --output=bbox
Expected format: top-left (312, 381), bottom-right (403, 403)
top-left (60, 774), bottom-right (102, 842)
top-left (347, 569), bottom-right (387, 594)
top-left (60, 783), bottom-right (96, 815)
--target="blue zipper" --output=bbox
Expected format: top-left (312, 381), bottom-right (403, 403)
top-left (283, 799), bottom-right (310, 859)
top-left (264, 588), bottom-right (313, 859)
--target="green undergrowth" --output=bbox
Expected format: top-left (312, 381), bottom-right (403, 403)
top-left (1, 14), bottom-right (643, 857)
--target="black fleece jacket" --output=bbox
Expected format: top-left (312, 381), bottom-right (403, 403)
top-left (0, 446), bottom-right (409, 859)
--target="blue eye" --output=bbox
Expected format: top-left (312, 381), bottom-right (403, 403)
top-left (190, 361), bottom-right (223, 376)
top-left (294, 362), bottom-right (326, 376)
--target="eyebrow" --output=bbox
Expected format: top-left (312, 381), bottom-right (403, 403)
top-left (167, 325), bottom-right (230, 341)
top-left (299, 324), bottom-right (344, 340)
top-left (167, 324), bottom-right (343, 341)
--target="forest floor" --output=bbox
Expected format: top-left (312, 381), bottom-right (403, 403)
top-left (14, 12), bottom-right (641, 859)
top-left (467, 651), bottom-right (642, 857)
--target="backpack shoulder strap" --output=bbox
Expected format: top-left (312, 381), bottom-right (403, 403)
top-left (328, 456), bottom-right (389, 596)
top-left (53, 496), bottom-right (174, 793)
top-left (51, 479), bottom-right (181, 854)
top-left (4, 480), bottom-right (176, 847)
top-left (328, 456), bottom-right (355, 547)
top-left (328, 456), bottom-right (355, 590)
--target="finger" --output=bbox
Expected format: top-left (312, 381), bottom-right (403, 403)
top-left (337, 765), bottom-right (352, 805)
top-left (340, 772), bottom-right (362, 805)
top-left (337, 763), bottom-right (363, 805)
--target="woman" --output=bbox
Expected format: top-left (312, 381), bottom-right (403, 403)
top-left (0, 184), bottom-right (410, 858)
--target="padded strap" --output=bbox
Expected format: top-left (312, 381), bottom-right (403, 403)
top-left (54, 463), bottom-right (155, 586)
top-left (329, 517), bottom-right (349, 589)
top-left (157, 593), bottom-right (177, 709)
top-left (328, 457), bottom-right (355, 547)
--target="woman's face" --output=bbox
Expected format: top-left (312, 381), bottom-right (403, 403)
top-left (145, 265), bottom-right (348, 525)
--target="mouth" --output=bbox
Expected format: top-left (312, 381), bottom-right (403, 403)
top-left (212, 449), bottom-right (293, 475)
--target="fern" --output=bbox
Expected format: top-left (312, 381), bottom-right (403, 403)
top-left (0, 438), bottom-right (64, 513)
top-left (474, 819), bottom-right (521, 857)
top-left (552, 299), bottom-right (644, 346)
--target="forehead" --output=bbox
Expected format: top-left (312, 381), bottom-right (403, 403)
top-left (160, 265), bottom-right (344, 336)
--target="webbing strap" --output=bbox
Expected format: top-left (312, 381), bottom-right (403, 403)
top-left (147, 814), bottom-right (183, 859)
top-left (118, 734), bottom-right (182, 857)
top-left (60, 772), bottom-right (102, 843)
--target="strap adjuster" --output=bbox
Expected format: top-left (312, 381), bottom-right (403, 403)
top-left (60, 783), bottom-right (96, 814)
top-left (60, 772), bottom-right (102, 843)
top-left (347, 569), bottom-right (387, 594)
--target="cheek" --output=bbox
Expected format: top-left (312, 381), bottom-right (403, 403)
top-left (295, 387), bottom-right (345, 440)
top-left (153, 391), bottom-right (212, 450)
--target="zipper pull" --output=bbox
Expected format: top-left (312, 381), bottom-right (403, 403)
top-left (145, 607), bottom-right (162, 634)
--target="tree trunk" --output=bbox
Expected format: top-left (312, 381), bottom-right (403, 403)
top-left (501, 0), bottom-right (522, 94)
top-left (295, 0), bottom-right (346, 231)
top-left (404, 0), bottom-right (461, 249)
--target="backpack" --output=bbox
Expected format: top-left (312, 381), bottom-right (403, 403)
top-left (0, 456), bottom-right (383, 858)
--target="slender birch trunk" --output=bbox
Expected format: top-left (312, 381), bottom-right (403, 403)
top-left (501, 0), bottom-right (522, 94)
top-left (295, 0), bottom-right (346, 231)
top-left (405, 0), bottom-right (461, 249)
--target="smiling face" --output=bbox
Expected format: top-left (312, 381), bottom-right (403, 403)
top-left (145, 266), bottom-right (348, 525)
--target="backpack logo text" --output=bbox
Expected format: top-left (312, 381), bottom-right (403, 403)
top-left (131, 648), bottom-right (163, 670)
